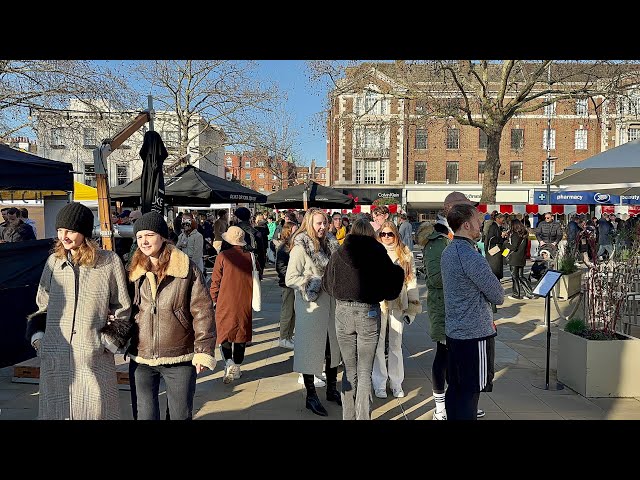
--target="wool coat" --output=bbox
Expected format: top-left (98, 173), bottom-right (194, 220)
top-left (484, 221), bottom-right (505, 279)
top-left (285, 232), bottom-right (341, 376)
top-left (26, 249), bottom-right (132, 420)
top-left (210, 245), bottom-right (254, 344)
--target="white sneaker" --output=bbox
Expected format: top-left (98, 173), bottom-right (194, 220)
top-left (433, 410), bottom-right (447, 420)
top-left (374, 389), bottom-right (387, 399)
top-left (392, 388), bottom-right (405, 398)
top-left (298, 373), bottom-right (325, 387)
top-left (477, 409), bottom-right (485, 418)
top-left (223, 361), bottom-right (235, 384)
top-left (278, 338), bottom-right (294, 350)
top-left (232, 364), bottom-right (242, 380)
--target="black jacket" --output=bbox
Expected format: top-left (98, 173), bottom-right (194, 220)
top-left (237, 221), bottom-right (265, 277)
top-left (275, 244), bottom-right (290, 288)
top-left (322, 234), bottom-right (404, 304)
top-left (535, 220), bottom-right (562, 244)
top-left (504, 232), bottom-right (528, 267)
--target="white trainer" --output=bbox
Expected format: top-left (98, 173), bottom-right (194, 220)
top-left (223, 361), bottom-right (235, 384)
top-left (392, 388), bottom-right (405, 398)
top-left (232, 364), bottom-right (242, 380)
top-left (433, 410), bottom-right (447, 420)
top-left (278, 338), bottom-right (294, 350)
top-left (374, 389), bottom-right (387, 399)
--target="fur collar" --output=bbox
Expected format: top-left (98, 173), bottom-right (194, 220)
top-left (293, 231), bottom-right (339, 275)
top-left (129, 244), bottom-right (190, 282)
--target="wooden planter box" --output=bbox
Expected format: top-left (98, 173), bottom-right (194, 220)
top-left (557, 329), bottom-right (640, 397)
top-left (555, 270), bottom-right (582, 300)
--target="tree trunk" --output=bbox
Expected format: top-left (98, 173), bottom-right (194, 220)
top-left (480, 129), bottom-right (504, 204)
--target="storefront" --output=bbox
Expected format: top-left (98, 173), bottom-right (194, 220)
top-left (340, 187), bottom-right (403, 205)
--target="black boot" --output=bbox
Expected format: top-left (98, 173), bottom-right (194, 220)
top-left (304, 376), bottom-right (328, 417)
top-left (325, 366), bottom-right (341, 406)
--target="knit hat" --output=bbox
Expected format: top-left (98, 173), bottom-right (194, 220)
top-left (134, 211), bottom-right (169, 239)
top-left (234, 207), bottom-right (251, 221)
top-left (55, 202), bottom-right (94, 238)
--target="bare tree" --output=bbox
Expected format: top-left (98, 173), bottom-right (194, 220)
top-left (309, 60), bottom-right (640, 203)
top-left (0, 60), bottom-right (134, 140)
top-left (127, 60), bottom-right (279, 172)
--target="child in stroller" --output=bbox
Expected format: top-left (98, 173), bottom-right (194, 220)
top-left (530, 246), bottom-right (555, 283)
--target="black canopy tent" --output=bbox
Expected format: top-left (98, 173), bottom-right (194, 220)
top-left (0, 144), bottom-right (74, 192)
top-left (111, 164), bottom-right (267, 205)
top-left (264, 181), bottom-right (355, 209)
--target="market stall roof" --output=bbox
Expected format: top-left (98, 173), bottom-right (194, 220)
top-left (110, 164), bottom-right (267, 205)
top-left (0, 144), bottom-right (74, 191)
top-left (264, 181), bottom-right (355, 209)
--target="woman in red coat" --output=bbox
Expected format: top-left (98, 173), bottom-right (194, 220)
top-left (210, 226), bottom-right (257, 384)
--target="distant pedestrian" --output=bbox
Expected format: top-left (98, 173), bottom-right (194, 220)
top-left (275, 221), bottom-right (299, 349)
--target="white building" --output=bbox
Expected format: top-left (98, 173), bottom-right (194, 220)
top-left (35, 100), bottom-right (226, 188)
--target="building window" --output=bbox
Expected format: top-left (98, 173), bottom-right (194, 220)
top-left (258, 161), bottom-right (264, 167)
top-left (272, 184), bottom-right (277, 191)
top-left (354, 125), bottom-right (390, 158)
top-left (258, 187), bottom-right (265, 191)
top-left (414, 161), bottom-right (427, 184)
top-left (303, 173), bottom-right (308, 180)
top-left (226, 172), bottom-right (232, 180)
top-left (575, 129), bottom-right (588, 150)
top-left (478, 161), bottom-right (485, 184)
top-left (415, 129), bottom-right (428, 149)
top-left (116, 164), bottom-right (128, 185)
top-left (245, 172), bottom-right (251, 180)
top-left (446, 128), bottom-right (459, 149)
top-left (244, 161), bottom-right (251, 168)
top-left (83, 128), bottom-right (97, 147)
top-left (576, 99), bottom-right (588, 116)
top-left (84, 163), bottom-right (96, 187)
top-left (510, 161), bottom-right (523, 184)
top-left (541, 159), bottom-right (556, 184)
top-left (358, 91), bottom-right (389, 115)
top-left (355, 159), bottom-right (386, 185)
top-left (226, 157), bottom-right (232, 166)
top-left (164, 130), bottom-right (179, 149)
top-left (272, 174), bottom-right (277, 180)
top-left (479, 130), bottom-right (488, 149)
top-left (355, 160), bottom-right (362, 184)
top-left (415, 100), bottom-right (428, 115)
top-left (544, 102), bottom-right (556, 116)
top-left (379, 161), bottom-right (387, 184)
top-left (51, 127), bottom-right (65, 147)
top-left (619, 94), bottom-right (640, 116)
top-left (321, 173), bottom-right (325, 179)
top-left (364, 160), bottom-right (377, 184)
top-left (511, 129), bottom-right (524, 149)
top-left (446, 161), bottom-right (459, 184)
top-left (542, 129), bottom-right (556, 150)
top-left (258, 172), bottom-right (265, 179)
top-left (628, 127), bottom-right (640, 142)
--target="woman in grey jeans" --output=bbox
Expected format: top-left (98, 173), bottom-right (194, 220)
top-left (322, 219), bottom-right (404, 420)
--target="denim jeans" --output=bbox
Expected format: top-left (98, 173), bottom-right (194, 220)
top-left (131, 360), bottom-right (197, 420)
top-left (335, 300), bottom-right (381, 420)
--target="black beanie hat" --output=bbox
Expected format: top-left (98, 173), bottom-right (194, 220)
top-left (55, 202), bottom-right (94, 238)
top-left (134, 211), bottom-right (169, 239)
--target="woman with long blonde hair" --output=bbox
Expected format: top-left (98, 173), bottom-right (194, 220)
top-left (285, 208), bottom-right (341, 416)
top-left (26, 202), bottom-right (132, 419)
top-left (372, 221), bottom-right (422, 399)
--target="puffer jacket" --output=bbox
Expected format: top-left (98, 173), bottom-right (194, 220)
top-left (423, 230), bottom-right (449, 342)
top-left (127, 244), bottom-right (216, 370)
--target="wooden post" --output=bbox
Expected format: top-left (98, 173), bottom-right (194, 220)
top-left (96, 172), bottom-right (114, 251)
top-left (303, 182), bottom-right (309, 210)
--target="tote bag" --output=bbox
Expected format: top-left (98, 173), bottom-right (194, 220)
top-left (250, 252), bottom-right (262, 311)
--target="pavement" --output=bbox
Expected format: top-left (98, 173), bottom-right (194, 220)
top-left (2, 260), bottom-right (640, 421)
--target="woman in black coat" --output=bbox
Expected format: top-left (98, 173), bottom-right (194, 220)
top-left (504, 219), bottom-right (534, 299)
top-left (484, 213), bottom-right (506, 280)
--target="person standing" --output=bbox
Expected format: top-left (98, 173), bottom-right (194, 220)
top-left (370, 221), bottom-right (421, 399)
top-left (26, 202), bottom-right (132, 419)
top-left (177, 216), bottom-right (205, 273)
top-left (504, 219), bottom-right (535, 300)
top-left (276, 221), bottom-right (299, 349)
top-left (213, 209), bottom-right (228, 253)
top-left (210, 226), bottom-right (255, 384)
top-left (323, 219), bottom-right (404, 420)
top-left (0, 207), bottom-right (36, 243)
top-left (285, 208), bottom-right (341, 417)
top-left (370, 205), bottom-right (389, 232)
top-left (234, 207), bottom-right (266, 279)
top-left (441, 203), bottom-right (504, 420)
top-left (398, 213), bottom-right (414, 251)
top-left (20, 207), bottom-right (37, 238)
top-left (127, 212), bottom-right (216, 420)
top-left (329, 212), bottom-right (347, 245)
top-left (535, 212), bottom-right (563, 258)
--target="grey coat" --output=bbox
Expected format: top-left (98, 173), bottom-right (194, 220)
top-left (28, 250), bottom-right (132, 420)
top-left (285, 232), bottom-right (341, 376)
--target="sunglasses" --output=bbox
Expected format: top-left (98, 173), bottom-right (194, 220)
top-left (379, 231), bottom-right (395, 238)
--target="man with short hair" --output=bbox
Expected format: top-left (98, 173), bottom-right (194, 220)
top-left (596, 213), bottom-right (614, 260)
top-left (370, 205), bottom-right (389, 232)
top-left (535, 212), bottom-right (563, 256)
top-left (0, 207), bottom-right (36, 243)
top-left (19, 208), bottom-right (37, 238)
top-left (441, 203), bottom-right (504, 420)
top-left (234, 207), bottom-right (265, 279)
top-left (398, 213), bottom-right (413, 250)
top-left (0, 207), bottom-right (9, 237)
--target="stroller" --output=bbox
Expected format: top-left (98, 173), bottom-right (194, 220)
top-left (529, 243), bottom-right (557, 283)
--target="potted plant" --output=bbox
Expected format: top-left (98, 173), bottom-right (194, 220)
top-left (557, 250), bottom-right (640, 397)
top-left (554, 244), bottom-right (582, 300)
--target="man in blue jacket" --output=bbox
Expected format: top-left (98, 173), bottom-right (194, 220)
top-left (441, 203), bottom-right (505, 420)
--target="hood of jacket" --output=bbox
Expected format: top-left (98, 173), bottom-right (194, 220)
top-left (337, 234), bottom-right (382, 269)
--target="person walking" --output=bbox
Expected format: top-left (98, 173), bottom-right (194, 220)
top-left (26, 202), bottom-right (132, 420)
top-left (276, 221), bottom-right (299, 349)
top-left (504, 219), bottom-right (535, 300)
top-left (322, 219), bottom-right (404, 420)
top-left (127, 212), bottom-right (216, 420)
top-left (210, 226), bottom-right (255, 384)
top-left (177, 216), bottom-right (205, 273)
top-left (398, 213), bottom-right (414, 251)
top-left (285, 208), bottom-right (341, 417)
top-left (441, 203), bottom-right (504, 420)
top-left (371, 221), bottom-right (421, 399)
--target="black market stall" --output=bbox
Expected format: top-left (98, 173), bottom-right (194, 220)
top-left (264, 181), bottom-right (355, 209)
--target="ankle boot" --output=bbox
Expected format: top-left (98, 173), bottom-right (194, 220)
top-left (305, 388), bottom-right (328, 417)
top-left (325, 367), bottom-right (341, 406)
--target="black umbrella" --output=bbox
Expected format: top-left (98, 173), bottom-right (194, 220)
top-left (264, 181), bottom-right (355, 209)
top-left (139, 131), bottom-right (168, 214)
top-left (111, 164), bottom-right (267, 205)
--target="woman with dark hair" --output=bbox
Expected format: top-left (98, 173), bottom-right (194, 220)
top-left (127, 211), bottom-right (216, 420)
top-left (276, 221), bottom-right (299, 349)
top-left (26, 202), bottom-right (132, 419)
top-left (504, 219), bottom-right (534, 300)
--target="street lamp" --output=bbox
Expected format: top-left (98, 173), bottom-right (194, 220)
top-left (546, 154), bottom-right (558, 206)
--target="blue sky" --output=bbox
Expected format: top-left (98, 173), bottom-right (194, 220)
top-left (256, 60), bottom-right (329, 166)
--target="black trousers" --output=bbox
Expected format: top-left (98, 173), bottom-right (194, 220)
top-left (431, 341), bottom-right (448, 393)
top-left (303, 336), bottom-right (337, 393)
top-left (445, 335), bottom-right (495, 420)
top-left (220, 341), bottom-right (246, 364)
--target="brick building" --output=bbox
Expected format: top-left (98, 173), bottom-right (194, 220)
top-left (224, 151), bottom-right (296, 193)
top-left (295, 159), bottom-right (327, 185)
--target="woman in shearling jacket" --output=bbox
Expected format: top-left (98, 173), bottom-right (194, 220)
top-left (372, 221), bottom-right (422, 400)
top-left (127, 212), bottom-right (216, 420)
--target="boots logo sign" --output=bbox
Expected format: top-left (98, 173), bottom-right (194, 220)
top-left (594, 193), bottom-right (611, 204)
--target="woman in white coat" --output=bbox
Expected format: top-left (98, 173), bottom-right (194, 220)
top-left (372, 221), bottom-right (422, 399)
top-left (285, 208), bottom-right (341, 417)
